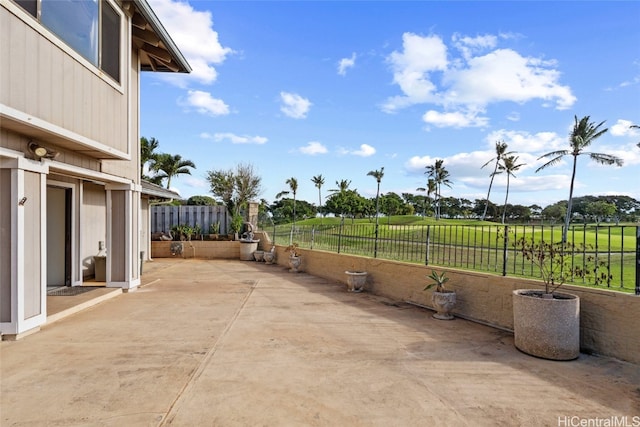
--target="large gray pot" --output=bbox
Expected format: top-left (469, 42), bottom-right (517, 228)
top-left (512, 289), bottom-right (580, 361)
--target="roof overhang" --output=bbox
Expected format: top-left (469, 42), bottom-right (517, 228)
top-left (128, 0), bottom-right (192, 74)
top-left (141, 179), bottom-right (182, 200)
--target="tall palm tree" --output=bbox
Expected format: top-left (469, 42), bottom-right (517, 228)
top-left (425, 159), bottom-right (452, 220)
top-left (276, 177), bottom-right (298, 244)
top-left (416, 178), bottom-right (437, 218)
top-left (311, 174), bottom-right (325, 220)
top-left (367, 167), bottom-right (384, 258)
top-left (140, 136), bottom-right (160, 179)
top-left (495, 155), bottom-right (525, 224)
top-left (481, 141), bottom-right (513, 221)
top-left (150, 153), bottom-right (196, 189)
top-left (329, 179), bottom-right (351, 194)
top-left (536, 115), bottom-right (623, 242)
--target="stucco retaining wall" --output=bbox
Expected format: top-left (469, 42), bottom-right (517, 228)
top-left (273, 246), bottom-right (640, 365)
top-left (151, 241), bottom-right (240, 259)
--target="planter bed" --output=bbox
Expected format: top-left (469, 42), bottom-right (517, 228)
top-left (151, 240), bottom-right (240, 259)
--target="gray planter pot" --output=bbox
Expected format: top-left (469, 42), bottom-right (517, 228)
top-left (239, 240), bottom-right (259, 261)
top-left (431, 291), bottom-right (456, 320)
top-left (512, 289), bottom-right (580, 361)
top-left (345, 271), bottom-right (367, 292)
top-left (263, 251), bottom-right (275, 264)
top-left (288, 255), bottom-right (302, 273)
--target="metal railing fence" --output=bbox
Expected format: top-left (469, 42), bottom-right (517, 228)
top-left (270, 222), bottom-right (639, 294)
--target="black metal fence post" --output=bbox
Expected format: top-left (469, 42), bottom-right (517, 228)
top-left (337, 217), bottom-right (344, 254)
top-left (636, 226), bottom-right (640, 295)
top-left (424, 225), bottom-right (431, 265)
top-left (502, 225), bottom-right (509, 277)
top-left (272, 223), bottom-right (277, 246)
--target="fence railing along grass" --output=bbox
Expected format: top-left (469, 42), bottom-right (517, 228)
top-left (270, 222), bottom-right (639, 295)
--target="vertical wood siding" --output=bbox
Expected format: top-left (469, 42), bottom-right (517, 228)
top-left (23, 171), bottom-right (41, 319)
top-left (0, 7), bottom-right (129, 154)
top-left (0, 170), bottom-right (12, 322)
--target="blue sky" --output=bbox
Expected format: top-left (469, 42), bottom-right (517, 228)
top-left (141, 0), bottom-right (640, 210)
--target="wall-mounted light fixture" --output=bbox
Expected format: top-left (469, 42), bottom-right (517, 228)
top-left (28, 141), bottom-right (59, 160)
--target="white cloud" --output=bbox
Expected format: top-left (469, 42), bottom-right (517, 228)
top-left (202, 132), bottom-right (267, 144)
top-left (507, 112), bottom-right (521, 122)
top-left (485, 129), bottom-right (565, 154)
top-left (383, 33), bottom-right (447, 112)
top-left (610, 119), bottom-right (639, 137)
top-left (280, 92), bottom-right (312, 119)
top-left (353, 144), bottom-right (376, 157)
top-left (180, 90), bottom-right (230, 116)
top-left (383, 32), bottom-right (576, 127)
top-left (148, 0), bottom-right (233, 86)
top-left (299, 141), bottom-right (328, 155)
top-left (445, 49), bottom-right (575, 109)
top-left (423, 110), bottom-right (489, 128)
top-left (338, 53), bottom-right (357, 76)
top-left (183, 176), bottom-right (208, 189)
top-left (452, 33), bottom-right (498, 60)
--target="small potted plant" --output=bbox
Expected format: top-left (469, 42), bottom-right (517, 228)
top-left (345, 262), bottom-right (367, 292)
top-left (230, 214), bottom-right (244, 240)
top-left (208, 221), bottom-right (220, 240)
top-left (285, 243), bottom-right (302, 273)
top-left (424, 270), bottom-right (456, 320)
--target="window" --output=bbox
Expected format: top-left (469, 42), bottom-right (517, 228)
top-left (13, 0), bottom-right (121, 83)
top-left (101, 1), bottom-right (120, 82)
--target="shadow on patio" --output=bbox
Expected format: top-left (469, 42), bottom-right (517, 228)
top-left (2, 258), bottom-right (639, 426)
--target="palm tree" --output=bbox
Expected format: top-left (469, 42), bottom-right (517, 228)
top-left (140, 136), bottom-right (160, 179)
top-left (276, 177), bottom-right (298, 244)
top-left (631, 124), bottom-right (640, 148)
top-left (425, 159), bottom-right (452, 220)
top-left (150, 153), bottom-right (196, 189)
top-left (416, 178), bottom-right (437, 218)
top-left (367, 167), bottom-right (384, 257)
top-left (481, 141), bottom-right (513, 221)
top-left (311, 174), bottom-right (325, 220)
top-left (494, 155), bottom-right (525, 224)
top-left (329, 179), bottom-right (351, 194)
top-left (536, 115), bottom-right (623, 242)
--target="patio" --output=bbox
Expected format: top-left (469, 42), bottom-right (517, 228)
top-left (2, 258), bottom-right (638, 426)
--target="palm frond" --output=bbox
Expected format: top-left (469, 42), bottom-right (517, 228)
top-left (588, 152), bottom-right (623, 166)
top-left (535, 155), bottom-right (564, 172)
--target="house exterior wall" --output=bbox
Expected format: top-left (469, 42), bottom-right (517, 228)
top-left (23, 170), bottom-right (42, 319)
top-left (0, 0), bottom-right (178, 338)
top-left (0, 3), bottom-right (130, 157)
top-left (0, 169), bottom-right (12, 322)
top-left (81, 182), bottom-right (107, 279)
top-left (141, 198), bottom-right (150, 261)
top-left (102, 48), bottom-right (140, 181)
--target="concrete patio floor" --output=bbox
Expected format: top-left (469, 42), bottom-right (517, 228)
top-left (1, 258), bottom-right (639, 426)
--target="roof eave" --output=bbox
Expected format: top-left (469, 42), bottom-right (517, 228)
top-left (132, 0), bottom-right (192, 74)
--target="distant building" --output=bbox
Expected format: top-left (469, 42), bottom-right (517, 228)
top-left (1, 0), bottom-right (190, 338)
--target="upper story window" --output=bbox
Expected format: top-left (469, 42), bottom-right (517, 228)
top-left (13, 0), bottom-right (121, 83)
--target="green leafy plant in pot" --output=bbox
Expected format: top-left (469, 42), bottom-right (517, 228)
top-left (424, 270), bottom-right (456, 320)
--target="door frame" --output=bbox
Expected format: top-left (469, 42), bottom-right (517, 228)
top-left (47, 180), bottom-right (76, 287)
